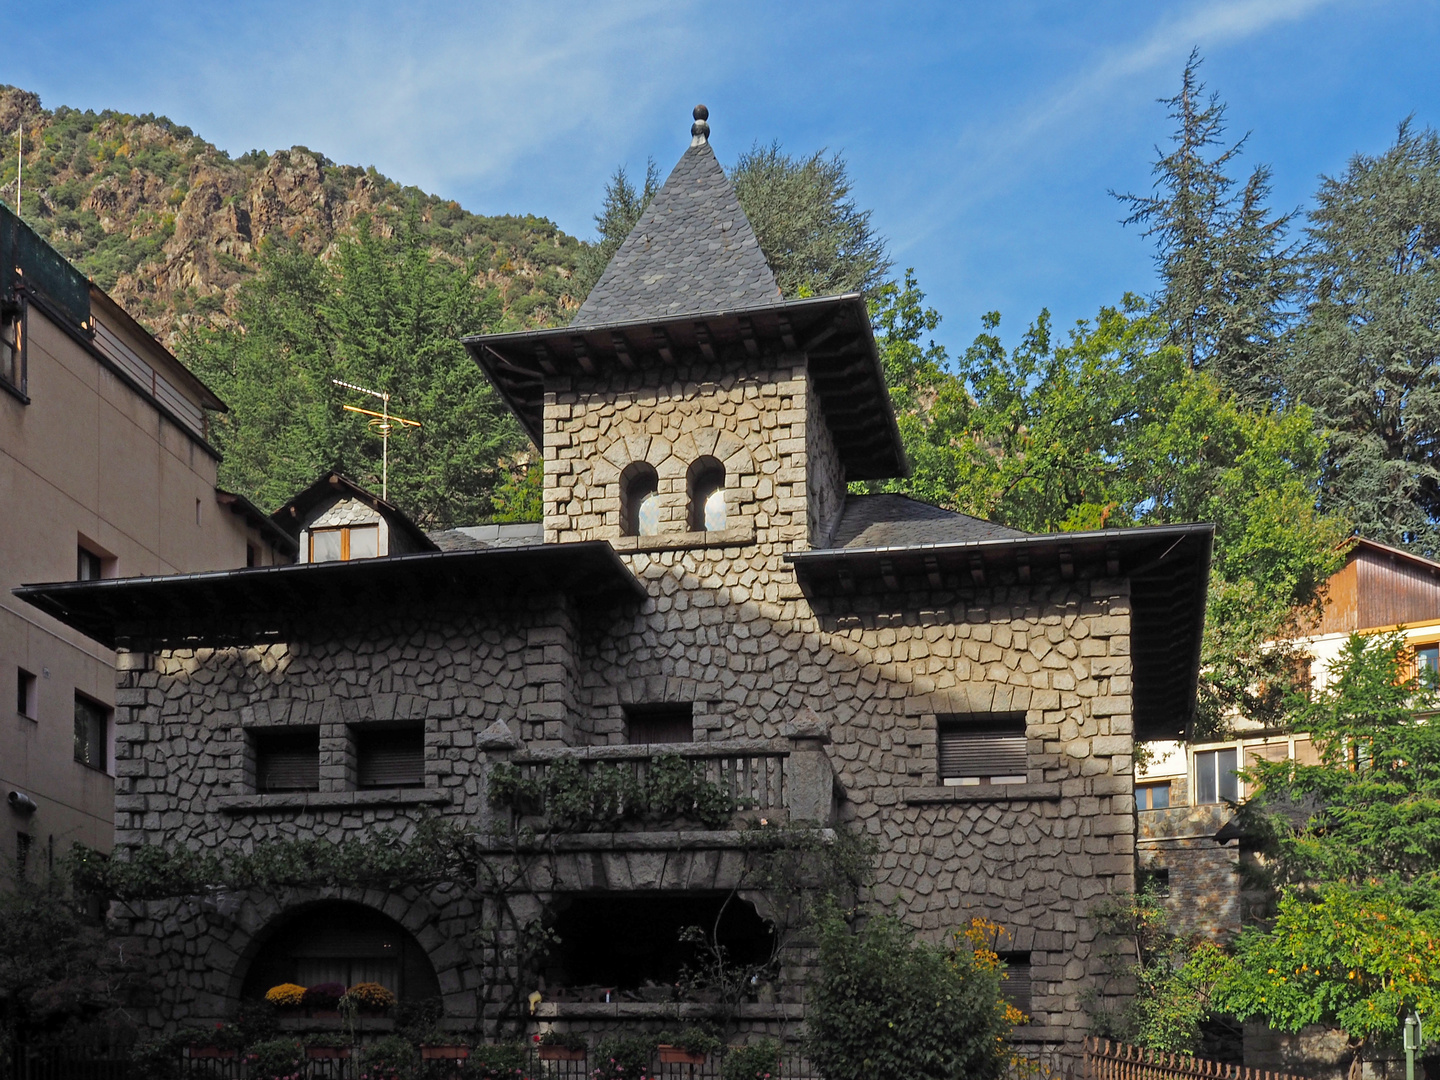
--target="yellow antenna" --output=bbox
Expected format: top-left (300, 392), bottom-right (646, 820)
top-left (332, 378), bottom-right (421, 501)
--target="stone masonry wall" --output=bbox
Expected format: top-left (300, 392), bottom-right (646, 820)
top-left (110, 348), bottom-right (1138, 1053)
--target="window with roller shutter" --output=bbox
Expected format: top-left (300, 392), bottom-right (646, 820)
top-left (252, 728), bottom-right (320, 792)
top-left (355, 724), bottom-right (425, 788)
top-left (937, 714), bottom-right (1027, 786)
top-left (999, 952), bottom-right (1033, 1015)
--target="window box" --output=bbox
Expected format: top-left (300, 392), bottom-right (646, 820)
top-left (305, 1046), bottom-right (351, 1060)
top-left (187, 1046), bottom-right (237, 1060)
top-left (538, 1045), bottom-right (588, 1061)
top-left (657, 1046), bottom-right (708, 1065)
top-left (420, 1045), bottom-right (469, 1060)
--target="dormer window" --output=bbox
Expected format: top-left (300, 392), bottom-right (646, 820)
top-left (310, 524), bottom-right (379, 563)
top-left (622, 463), bottom-right (660, 537)
top-left (688, 458), bottom-right (726, 531)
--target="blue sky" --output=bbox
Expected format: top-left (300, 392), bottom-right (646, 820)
top-left (8, 1), bottom-right (1439, 358)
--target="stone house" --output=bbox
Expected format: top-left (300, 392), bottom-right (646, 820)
top-left (17, 109), bottom-right (1212, 1056)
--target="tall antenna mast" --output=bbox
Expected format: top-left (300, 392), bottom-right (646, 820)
top-left (332, 378), bottom-right (421, 501)
top-left (15, 122), bottom-right (21, 217)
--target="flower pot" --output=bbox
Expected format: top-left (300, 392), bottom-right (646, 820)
top-left (188, 1046), bottom-right (238, 1059)
top-left (421, 1046), bottom-right (470, 1060)
top-left (539, 1046), bottom-right (587, 1061)
top-left (657, 1046), bottom-right (707, 1065)
top-left (306, 1046), bottom-right (352, 1060)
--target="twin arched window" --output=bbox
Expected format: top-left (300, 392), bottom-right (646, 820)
top-left (621, 457), bottom-right (726, 537)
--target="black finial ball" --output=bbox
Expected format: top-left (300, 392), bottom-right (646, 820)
top-left (693, 104), bottom-right (709, 121)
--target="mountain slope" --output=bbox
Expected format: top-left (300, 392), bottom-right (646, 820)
top-left (0, 86), bottom-right (582, 343)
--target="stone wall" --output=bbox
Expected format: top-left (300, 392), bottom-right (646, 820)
top-left (1137, 780), bottom-right (1240, 940)
top-left (108, 348), bottom-right (1140, 1052)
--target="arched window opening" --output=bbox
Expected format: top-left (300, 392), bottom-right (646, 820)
top-left (542, 892), bottom-right (773, 993)
top-left (688, 458), bottom-right (726, 532)
top-left (239, 901), bottom-right (441, 1003)
top-left (622, 463), bottom-right (661, 537)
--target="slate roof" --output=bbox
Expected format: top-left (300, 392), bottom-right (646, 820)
top-left (428, 523), bottom-right (546, 552)
top-left (826, 494), bottom-right (1028, 550)
top-left (570, 137), bottom-right (781, 327)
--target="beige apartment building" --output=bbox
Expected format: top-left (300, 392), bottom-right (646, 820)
top-left (1, 203), bottom-right (293, 878)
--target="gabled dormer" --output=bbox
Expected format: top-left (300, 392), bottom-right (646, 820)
top-left (464, 107), bottom-right (907, 554)
top-left (272, 473), bottom-right (438, 563)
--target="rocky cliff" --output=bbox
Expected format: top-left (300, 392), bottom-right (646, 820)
top-left (0, 86), bottom-right (582, 343)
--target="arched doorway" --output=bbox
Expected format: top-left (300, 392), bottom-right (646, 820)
top-left (239, 901), bottom-right (442, 1002)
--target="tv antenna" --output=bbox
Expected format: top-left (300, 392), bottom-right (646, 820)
top-left (332, 378), bottom-right (421, 501)
top-left (14, 122), bottom-right (21, 217)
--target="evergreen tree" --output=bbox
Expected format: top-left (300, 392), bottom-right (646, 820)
top-left (1114, 50), bottom-right (1297, 404)
top-left (730, 142), bottom-right (889, 297)
top-left (570, 159), bottom-right (660, 301)
top-left (1288, 121), bottom-right (1440, 553)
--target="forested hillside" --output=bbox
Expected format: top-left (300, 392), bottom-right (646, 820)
top-left (0, 86), bottom-right (581, 343)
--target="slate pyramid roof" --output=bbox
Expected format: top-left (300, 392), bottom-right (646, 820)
top-left (571, 113), bottom-right (781, 327)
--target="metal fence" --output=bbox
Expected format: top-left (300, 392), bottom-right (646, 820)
top-left (1081, 1038), bottom-right (1313, 1080)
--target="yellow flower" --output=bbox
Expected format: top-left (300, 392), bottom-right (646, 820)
top-left (265, 983), bottom-right (306, 1008)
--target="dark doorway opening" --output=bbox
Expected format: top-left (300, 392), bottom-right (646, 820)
top-left (239, 901), bottom-right (441, 1001)
top-left (543, 892), bottom-right (773, 991)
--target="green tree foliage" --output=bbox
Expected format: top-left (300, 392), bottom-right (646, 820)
top-left (183, 212), bottom-right (529, 526)
top-left (570, 159), bottom-right (660, 301)
top-left (1206, 634), bottom-right (1440, 1051)
top-left (1288, 122), bottom-right (1440, 553)
top-left (805, 911), bottom-right (1017, 1080)
top-left (869, 275), bottom-right (1347, 737)
top-left (1113, 51), bottom-right (1297, 404)
top-left (730, 143), bottom-right (889, 297)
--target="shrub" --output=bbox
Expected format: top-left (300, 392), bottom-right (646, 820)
top-left (656, 1027), bottom-right (722, 1055)
top-left (537, 1030), bottom-right (588, 1050)
top-left (721, 1040), bottom-right (780, 1080)
top-left (301, 982), bottom-right (346, 1010)
top-left (344, 981), bottom-right (396, 1010)
top-left (361, 1034), bottom-right (420, 1080)
top-left (469, 1041), bottom-right (529, 1079)
top-left (264, 983), bottom-right (306, 1009)
top-left (244, 1037), bottom-right (305, 1080)
top-left (805, 911), bottom-right (1015, 1080)
top-left (591, 1034), bottom-right (657, 1080)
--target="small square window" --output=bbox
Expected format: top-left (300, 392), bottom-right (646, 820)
top-left (74, 694), bottom-right (109, 771)
top-left (1136, 781), bottom-right (1170, 810)
top-left (251, 729), bottom-right (320, 792)
top-left (1140, 868), bottom-right (1171, 897)
top-left (17, 668), bottom-right (37, 720)
top-left (624, 704), bottom-right (693, 744)
top-left (1195, 748), bottom-right (1239, 804)
top-left (310, 524), bottom-right (379, 563)
top-left (1418, 644), bottom-right (1439, 690)
top-left (938, 714), bottom-right (1027, 785)
top-left (998, 952), bottom-right (1032, 1016)
top-left (77, 545), bottom-right (103, 581)
top-left (354, 724), bottom-right (425, 789)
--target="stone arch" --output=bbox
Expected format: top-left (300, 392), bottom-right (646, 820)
top-left (214, 886), bottom-right (471, 1015)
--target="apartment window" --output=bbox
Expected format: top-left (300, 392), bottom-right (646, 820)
top-left (1139, 868), bottom-right (1171, 897)
top-left (937, 714), bottom-right (1027, 786)
top-left (1418, 643), bottom-right (1439, 690)
top-left (15, 832), bottom-right (32, 879)
top-left (999, 953), bottom-right (1032, 1016)
top-left (77, 545), bottom-right (103, 581)
top-left (687, 457), bottom-right (726, 531)
top-left (17, 668), bottom-right (37, 720)
top-left (354, 724), bottom-right (425, 789)
top-left (252, 729), bottom-right (320, 792)
top-left (622, 462), bottom-right (660, 537)
top-left (1136, 781), bottom-right (1170, 810)
top-left (625, 703), bottom-right (694, 745)
top-left (73, 694), bottom-right (109, 771)
top-left (310, 524), bottom-right (379, 563)
top-left (0, 306), bottom-right (25, 397)
top-left (1194, 747), bottom-right (1239, 804)
top-left (246, 543), bottom-right (258, 568)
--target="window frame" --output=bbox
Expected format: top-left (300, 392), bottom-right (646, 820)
top-left (1193, 746), bottom-right (1240, 805)
top-left (997, 951), bottom-right (1033, 1017)
top-left (1136, 780), bottom-right (1171, 810)
top-left (1416, 640), bottom-right (1439, 690)
top-left (73, 693), bottom-right (110, 773)
top-left (687, 456), bottom-right (726, 532)
top-left (250, 727), bottom-right (321, 793)
top-left (0, 302), bottom-right (28, 401)
top-left (309, 523), bottom-right (380, 563)
top-left (936, 713), bottom-right (1028, 786)
top-left (353, 722), bottom-right (426, 789)
top-left (17, 668), bottom-right (37, 721)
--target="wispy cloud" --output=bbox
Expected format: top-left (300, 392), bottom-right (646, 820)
top-left (888, 0), bottom-right (1341, 253)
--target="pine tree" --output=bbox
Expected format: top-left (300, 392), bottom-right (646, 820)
top-left (1289, 121), bottom-right (1440, 552)
top-left (570, 159), bottom-right (660, 301)
top-left (1114, 50), bottom-right (1296, 404)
